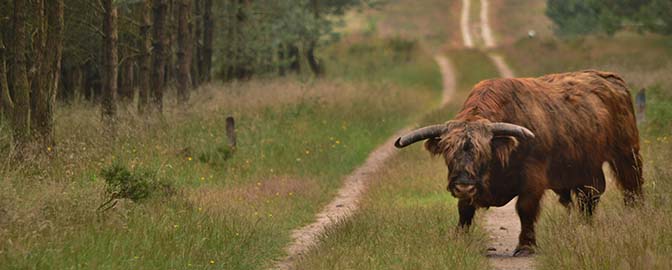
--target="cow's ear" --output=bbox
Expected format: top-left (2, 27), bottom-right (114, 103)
top-left (424, 137), bottom-right (443, 156)
top-left (491, 136), bottom-right (519, 167)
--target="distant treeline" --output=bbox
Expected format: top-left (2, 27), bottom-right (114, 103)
top-left (0, 0), bottom-right (374, 155)
top-left (547, 0), bottom-right (672, 36)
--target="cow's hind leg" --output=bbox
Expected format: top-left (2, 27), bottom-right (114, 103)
top-left (609, 151), bottom-right (644, 206)
top-left (457, 199), bottom-right (476, 231)
top-left (575, 168), bottom-right (606, 217)
top-left (575, 186), bottom-right (601, 217)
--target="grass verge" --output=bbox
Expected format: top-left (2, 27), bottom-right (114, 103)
top-left (294, 49), bottom-right (499, 269)
top-left (0, 38), bottom-right (440, 269)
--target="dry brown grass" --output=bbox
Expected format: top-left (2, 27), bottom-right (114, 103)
top-left (489, 0), bottom-right (553, 44)
top-left (535, 141), bottom-right (672, 269)
top-left (189, 176), bottom-right (322, 215)
top-left (0, 64), bottom-right (439, 268)
top-left (339, 0), bottom-right (462, 50)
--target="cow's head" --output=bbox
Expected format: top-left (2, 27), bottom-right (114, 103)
top-left (394, 120), bottom-right (534, 199)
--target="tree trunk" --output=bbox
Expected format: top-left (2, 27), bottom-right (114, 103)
top-left (30, 0), bottom-right (64, 149)
top-left (306, 0), bottom-right (324, 77)
top-left (73, 66), bottom-right (84, 101)
top-left (30, 0), bottom-right (64, 151)
top-left (118, 54), bottom-right (134, 102)
top-left (151, 0), bottom-right (168, 113)
top-left (30, 0), bottom-right (46, 136)
top-left (138, 0), bottom-right (152, 113)
top-left (192, 0), bottom-right (203, 87)
top-left (101, 0), bottom-right (118, 134)
top-left (166, 0), bottom-right (178, 85)
top-left (288, 44), bottom-right (301, 73)
top-left (278, 44), bottom-right (286, 76)
top-left (201, 0), bottom-right (213, 82)
top-left (9, 0), bottom-right (31, 150)
top-left (177, 0), bottom-right (193, 105)
top-left (306, 41), bottom-right (324, 77)
top-left (1, 33), bottom-right (12, 122)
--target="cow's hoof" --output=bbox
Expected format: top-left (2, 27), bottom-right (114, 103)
top-left (513, 245), bottom-right (535, 257)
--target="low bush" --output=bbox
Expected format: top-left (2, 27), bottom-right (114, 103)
top-left (100, 162), bottom-right (174, 205)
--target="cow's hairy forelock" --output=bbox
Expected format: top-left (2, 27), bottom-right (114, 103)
top-left (425, 121), bottom-right (493, 180)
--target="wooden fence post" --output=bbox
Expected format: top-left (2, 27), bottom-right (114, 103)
top-left (226, 116), bottom-right (236, 148)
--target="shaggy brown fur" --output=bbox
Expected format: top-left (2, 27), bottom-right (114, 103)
top-left (425, 70), bottom-right (643, 255)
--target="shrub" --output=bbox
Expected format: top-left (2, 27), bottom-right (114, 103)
top-left (386, 37), bottom-right (417, 62)
top-left (198, 144), bottom-right (235, 166)
top-left (100, 162), bottom-right (174, 204)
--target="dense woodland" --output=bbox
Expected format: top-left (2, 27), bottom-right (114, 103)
top-left (546, 0), bottom-right (672, 36)
top-left (0, 0), bottom-right (371, 156)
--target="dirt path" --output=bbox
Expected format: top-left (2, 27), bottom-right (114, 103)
top-left (471, 0), bottom-right (535, 269)
top-left (488, 54), bottom-right (515, 78)
top-left (460, 0), bottom-right (474, 48)
top-left (272, 129), bottom-right (409, 270)
top-left (271, 56), bottom-right (457, 270)
top-left (479, 0), bottom-right (496, 48)
top-left (434, 55), bottom-right (456, 106)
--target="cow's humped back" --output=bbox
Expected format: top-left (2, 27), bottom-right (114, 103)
top-left (456, 70), bottom-right (639, 170)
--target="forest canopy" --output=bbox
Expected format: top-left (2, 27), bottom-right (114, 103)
top-left (0, 0), bottom-right (374, 154)
top-left (546, 0), bottom-right (672, 36)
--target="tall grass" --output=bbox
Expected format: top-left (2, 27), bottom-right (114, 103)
top-left (349, 0), bottom-right (461, 49)
top-left (294, 49), bottom-right (500, 269)
top-left (0, 38), bottom-right (441, 269)
top-left (496, 20), bottom-right (672, 269)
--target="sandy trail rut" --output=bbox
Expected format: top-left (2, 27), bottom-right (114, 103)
top-left (472, 0), bottom-right (535, 269)
top-left (271, 56), bottom-right (457, 270)
top-left (460, 0), bottom-right (474, 48)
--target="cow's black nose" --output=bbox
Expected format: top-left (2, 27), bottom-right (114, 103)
top-left (454, 183), bottom-right (476, 193)
top-left (452, 183), bottom-right (477, 198)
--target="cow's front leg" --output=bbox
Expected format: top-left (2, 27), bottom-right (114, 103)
top-left (514, 191), bottom-right (543, 256)
top-left (457, 199), bottom-right (476, 231)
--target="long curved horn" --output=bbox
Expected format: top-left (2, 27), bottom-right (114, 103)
top-left (491, 122), bottom-right (535, 139)
top-left (394, 124), bottom-right (447, 148)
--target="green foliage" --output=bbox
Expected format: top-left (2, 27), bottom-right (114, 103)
top-left (546, 0), bottom-right (672, 36)
top-left (326, 37), bottom-right (441, 91)
top-left (214, 0), bottom-right (371, 80)
top-left (546, 0), bottom-right (615, 36)
top-left (198, 144), bottom-right (235, 165)
top-left (386, 37), bottom-right (417, 61)
top-left (642, 85), bottom-right (672, 137)
top-left (100, 162), bottom-right (173, 202)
